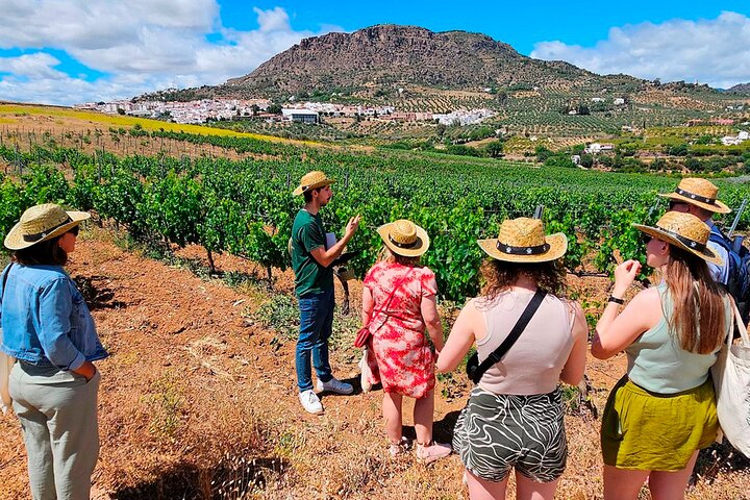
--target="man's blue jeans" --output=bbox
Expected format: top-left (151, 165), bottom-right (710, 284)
top-left (296, 288), bottom-right (334, 392)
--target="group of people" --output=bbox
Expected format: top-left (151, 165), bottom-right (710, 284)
top-left (0, 172), bottom-right (741, 499)
top-left (291, 172), bottom-right (742, 500)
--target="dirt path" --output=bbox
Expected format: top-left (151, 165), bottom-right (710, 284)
top-left (1, 234), bottom-right (747, 499)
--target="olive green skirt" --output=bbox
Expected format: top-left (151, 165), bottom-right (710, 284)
top-left (601, 375), bottom-right (718, 471)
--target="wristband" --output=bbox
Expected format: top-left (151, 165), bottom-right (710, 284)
top-left (608, 295), bottom-right (625, 305)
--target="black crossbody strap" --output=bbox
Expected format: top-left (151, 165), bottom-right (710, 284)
top-left (471, 288), bottom-right (546, 384)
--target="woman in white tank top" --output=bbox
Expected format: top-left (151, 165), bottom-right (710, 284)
top-left (437, 217), bottom-right (588, 500)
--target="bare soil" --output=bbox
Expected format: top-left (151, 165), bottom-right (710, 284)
top-left (0, 230), bottom-right (748, 500)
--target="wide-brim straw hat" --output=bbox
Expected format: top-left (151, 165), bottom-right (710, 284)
top-left (478, 217), bottom-right (567, 263)
top-left (5, 203), bottom-right (90, 251)
top-left (377, 219), bottom-right (430, 257)
top-left (293, 170), bottom-right (336, 196)
top-left (632, 211), bottom-right (721, 265)
top-left (658, 177), bottom-right (731, 214)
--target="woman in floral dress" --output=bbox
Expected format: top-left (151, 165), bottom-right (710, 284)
top-left (362, 219), bottom-right (451, 462)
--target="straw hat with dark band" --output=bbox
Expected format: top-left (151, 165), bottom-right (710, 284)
top-left (478, 218), bottom-right (567, 263)
top-left (5, 203), bottom-right (90, 251)
top-left (658, 178), bottom-right (731, 214)
top-left (293, 171), bottom-right (336, 196)
top-left (632, 211), bottom-right (722, 265)
top-left (377, 219), bottom-right (430, 257)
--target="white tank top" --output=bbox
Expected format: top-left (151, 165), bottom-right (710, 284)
top-left (476, 290), bottom-right (575, 395)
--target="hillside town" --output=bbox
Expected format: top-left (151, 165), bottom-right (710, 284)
top-left (74, 98), bottom-right (495, 126)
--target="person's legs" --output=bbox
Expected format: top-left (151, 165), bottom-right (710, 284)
top-left (48, 370), bottom-right (100, 500)
top-left (296, 292), bottom-right (324, 392)
top-left (648, 450), bottom-right (699, 500)
top-left (312, 288), bottom-right (334, 383)
top-left (603, 465), bottom-right (650, 500)
top-left (382, 392), bottom-right (403, 444)
top-left (515, 472), bottom-right (559, 500)
top-left (413, 388), bottom-right (434, 445)
top-left (465, 469), bottom-right (509, 500)
top-left (10, 366), bottom-right (57, 500)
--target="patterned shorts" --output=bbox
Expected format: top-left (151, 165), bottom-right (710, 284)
top-left (452, 386), bottom-right (567, 483)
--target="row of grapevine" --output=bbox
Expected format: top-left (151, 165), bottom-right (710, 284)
top-left (1, 135), bottom-right (747, 302)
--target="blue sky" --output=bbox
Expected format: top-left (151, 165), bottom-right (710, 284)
top-left (1, 0), bottom-right (749, 105)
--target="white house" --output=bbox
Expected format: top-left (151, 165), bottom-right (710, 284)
top-left (281, 108), bottom-right (319, 124)
top-left (613, 98), bottom-right (626, 105)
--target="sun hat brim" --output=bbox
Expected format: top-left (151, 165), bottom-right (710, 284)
top-left (632, 223), bottom-right (722, 265)
top-left (657, 192), bottom-right (731, 214)
top-left (377, 223), bottom-right (430, 257)
top-left (4, 211), bottom-right (90, 251)
top-left (292, 178), bottom-right (336, 196)
top-left (477, 232), bottom-right (567, 263)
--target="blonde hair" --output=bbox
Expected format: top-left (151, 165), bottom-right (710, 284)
top-left (664, 246), bottom-right (727, 354)
top-left (377, 246), bottom-right (421, 266)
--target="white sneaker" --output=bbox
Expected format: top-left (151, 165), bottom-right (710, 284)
top-left (316, 377), bottom-right (354, 395)
top-left (298, 390), bottom-right (323, 414)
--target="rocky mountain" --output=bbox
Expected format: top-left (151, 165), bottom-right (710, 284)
top-left (727, 82), bottom-right (750, 95)
top-left (221, 24), bottom-right (641, 97)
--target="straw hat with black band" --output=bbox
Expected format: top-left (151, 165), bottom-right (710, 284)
top-left (377, 219), bottom-right (430, 258)
top-left (293, 171), bottom-right (336, 197)
top-left (658, 178), bottom-right (731, 214)
top-left (632, 211), bottom-right (722, 265)
top-left (477, 217), bottom-right (567, 263)
top-left (5, 203), bottom-right (90, 251)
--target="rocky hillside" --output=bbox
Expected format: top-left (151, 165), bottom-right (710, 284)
top-left (728, 82), bottom-right (750, 95)
top-left (222, 24), bottom-right (641, 97)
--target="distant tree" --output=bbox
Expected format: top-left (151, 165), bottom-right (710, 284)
top-left (579, 154), bottom-right (594, 168)
top-left (577, 104), bottom-right (590, 116)
top-left (267, 104), bottom-right (282, 114)
top-left (485, 140), bottom-right (504, 158)
top-left (250, 104), bottom-right (260, 116)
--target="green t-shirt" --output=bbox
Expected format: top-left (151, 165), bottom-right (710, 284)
top-left (291, 209), bottom-right (333, 297)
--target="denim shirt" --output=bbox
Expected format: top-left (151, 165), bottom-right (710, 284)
top-left (0, 263), bottom-right (108, 370)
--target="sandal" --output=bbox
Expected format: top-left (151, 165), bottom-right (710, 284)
top-left (416, 441), bottom-right (452, 464)
top-left (388, 436), bottom-right (411, 457)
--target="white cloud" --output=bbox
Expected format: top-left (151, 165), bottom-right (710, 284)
top-left (0, 53), bottom-right (66, 79)
top-left (0, 1), bottom-right (342, 105)
top-left (531, 11), bottom-right (750, 88)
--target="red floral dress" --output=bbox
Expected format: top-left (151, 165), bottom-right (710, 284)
top-left (363, 262), bottom-right (438, 399)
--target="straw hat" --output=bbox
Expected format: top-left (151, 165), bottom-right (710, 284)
top-left (293, 171), bottom-right (336, 196)
top-left (632, 211), bottom-right (721, 264)
top-left (377, 219), bottom-right (430, 257)
top-left (5, 203), bottom-right (90, 251)
top-left (658, 178), bottom-right (731, 214)
top-left (477, 218), bottom-right (567, 263)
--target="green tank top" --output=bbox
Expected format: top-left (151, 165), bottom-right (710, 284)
top-left (625, 282), bottom-right (730, 394)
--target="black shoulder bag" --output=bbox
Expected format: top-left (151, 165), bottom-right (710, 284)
top-left (466, 289), bottom-right (546, 384)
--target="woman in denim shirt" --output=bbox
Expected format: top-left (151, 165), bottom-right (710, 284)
top-left (1, 203), bottom-right (107, 500)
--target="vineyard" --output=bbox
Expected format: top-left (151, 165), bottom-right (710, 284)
top-left (1, 128), bottom-right (749, 303)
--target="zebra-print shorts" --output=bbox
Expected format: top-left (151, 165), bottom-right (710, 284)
top-left (452, 386), bottom-right (567, 483)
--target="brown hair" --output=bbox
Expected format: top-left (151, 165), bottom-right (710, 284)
top-left (377, 246), bottom-right (421, 267)
top-left (479, 258), bottom-right (566, 302)
top-left (12, 235), bottom-right (68, 266)
top-left (303, 187), bottom-right (322, 204)
top-left (663, 245), bottom-right (726, 354)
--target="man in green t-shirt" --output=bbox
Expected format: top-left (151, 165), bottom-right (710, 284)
top-left (291, 170), bottom-right (361, 414)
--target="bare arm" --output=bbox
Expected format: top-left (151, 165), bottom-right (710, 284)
top-left (362, 286), bottom-right (374, 326)
top-left (560, 301), bottom-right (588, 385)
top-left (436, 300), bottom-right (478, 373)
top-left (420, 294), bottom-right (444, 353)
top-left (591, 260), bottom-right (657, 359)
top-left (309, 215), bottom-right (360, 268)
